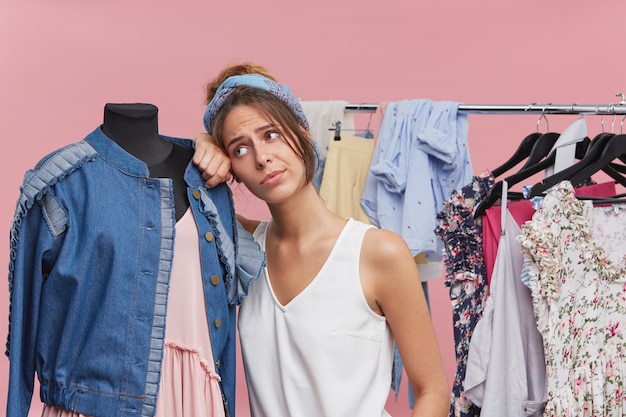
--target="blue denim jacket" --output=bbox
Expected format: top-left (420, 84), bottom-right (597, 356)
top-left (6, 127), bottom-right (264, 417)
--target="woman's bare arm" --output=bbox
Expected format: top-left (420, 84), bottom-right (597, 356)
top-left (361, 228), bottom-right (449, 417)
top-left (191, 132), bottom-right (232, 188)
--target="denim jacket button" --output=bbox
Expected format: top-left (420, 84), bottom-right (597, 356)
top-left (211, 275), bottom-right (220, 286)
top-left (214, 318), bottom-right (222, 328)
top-left (205, 231), bottom-right (214, 242)
top-left (192, 190), bottom-right (201, 200)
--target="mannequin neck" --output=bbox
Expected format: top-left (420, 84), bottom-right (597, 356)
top-left (101, 103), bottom-right (192, 221)
top-left (102, 103), bottom-right (173, 166)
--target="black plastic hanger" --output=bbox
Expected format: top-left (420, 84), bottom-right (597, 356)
top-left (518, 132), bottom-right (561, 171)
top-left (526, 132), bottom-right (626, 197)
top-left (577, 192), bottom-right (626, 205)
top-left (474, 132), bottom-right (560, 218)
top-left (561, 133), bottom-right (626, 191)
top-left (490, 132), bottom-right (542, 178)
top-left (491, 109), bottom-right (556, 178)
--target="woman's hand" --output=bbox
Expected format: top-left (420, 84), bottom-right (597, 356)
top-left (191, 132), bottom-right (232, 188)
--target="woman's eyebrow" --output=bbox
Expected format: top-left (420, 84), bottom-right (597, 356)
top-left (226, 122), bottom-right (281, 150)
top-left (255, 123), bottom-right (276, 133)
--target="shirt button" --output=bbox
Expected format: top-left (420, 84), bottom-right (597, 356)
top-left (205, 231), bottom-right (213, 242)
top-left (192, 190), bottom-right (201, 200)
top-left (211, 275), bottom-right (220, 286)
top-left (214, 318), bottom-right (222, 328)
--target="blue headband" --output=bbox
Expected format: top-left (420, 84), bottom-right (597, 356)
top-left (203, 74), bottom-right (309, 134)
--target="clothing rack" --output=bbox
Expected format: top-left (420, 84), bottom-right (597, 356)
top-left (344, 102), bottom-right (626, 115)
top-left (335, 100), bottom-right (626, 140)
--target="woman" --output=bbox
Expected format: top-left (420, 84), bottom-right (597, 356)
top-left (197, 70), bottom-right (449, 416)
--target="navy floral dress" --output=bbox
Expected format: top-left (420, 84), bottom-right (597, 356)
top-left (435, 171), bottom-right (494, 417)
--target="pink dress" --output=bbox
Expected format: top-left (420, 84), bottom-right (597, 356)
top-left (43, 208), bottom-right (225, 417)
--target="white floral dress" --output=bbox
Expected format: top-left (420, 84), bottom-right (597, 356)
top-left (518, 181), bottom-right (626, 417)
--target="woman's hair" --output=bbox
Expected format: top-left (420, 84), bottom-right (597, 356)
top-left (211, 86), bottom-right (317, 185)
top-left (204, 63), bottom-right (277, 105)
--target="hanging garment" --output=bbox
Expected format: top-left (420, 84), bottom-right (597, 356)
top-left (435, 171), bottom-right (494, 417)
top-left (413, 252), bottom-right (443, 282)
top-left (319, 133), bottom-right (375, 224)
top-left (300, 100), bottom-right (355, 160)
top-left (482, 181), bottom-right (616, 287)
top-left (464, 187), bottom-right (548, 417)
top-left (361, 100), bottom-right (473, 259)
top-left (300, 100), bottom-right (355, 191)
top-left (518, 181), bottom-right (626, 417)
top-left (544, 117), bottom-right (587, 177)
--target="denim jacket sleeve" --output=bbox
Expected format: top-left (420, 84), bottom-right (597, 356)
top-left (7, 191), bottom-right (66, 416)
top-left (6, 142), bottom-right (93, 417)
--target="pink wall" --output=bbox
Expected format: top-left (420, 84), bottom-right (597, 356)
top-left (2, 1), bottom-right (626, 415)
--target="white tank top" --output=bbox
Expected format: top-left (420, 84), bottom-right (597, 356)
top-left (238, 218), bottom-right (394, 417)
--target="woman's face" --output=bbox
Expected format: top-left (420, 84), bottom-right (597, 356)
top-left (221, 104), bottom-right (307, 205)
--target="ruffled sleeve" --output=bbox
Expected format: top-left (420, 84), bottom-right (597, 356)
top-left (517, 181), bottom-right (590, 329)
top-left (229, 221), bottom-right (265, 305)
top-left (435, 172), bottom-right (494, 289)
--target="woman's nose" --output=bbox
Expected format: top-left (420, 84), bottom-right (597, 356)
top-left (256, 150), bottom-right (272, 169)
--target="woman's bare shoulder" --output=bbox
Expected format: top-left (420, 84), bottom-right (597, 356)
top-left (362, 226), bottom-right (412, 262)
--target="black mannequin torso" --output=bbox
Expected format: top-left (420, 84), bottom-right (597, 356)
top-left (101, 103), bottom-right (192, 221)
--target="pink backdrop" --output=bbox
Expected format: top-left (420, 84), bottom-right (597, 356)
top-left (2, 1), bottom-right (626, 415)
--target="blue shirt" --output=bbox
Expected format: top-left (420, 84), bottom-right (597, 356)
top-left (6, 127), bottom-right (264, 417)
top-left (360, 100), bottom-right (473, 259)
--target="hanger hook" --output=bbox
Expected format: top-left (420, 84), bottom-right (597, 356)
top-left (611, 105), bottom-right (617, 133)
top-left (596, 104), bottom-right (606, 133)
top-left (536, 103), bottom-right (551, 132)
top-left (605, 102), bottom-right (618, 132)
top-left (365, 111), bottom-right (373, 132)
top-left (616, 92), bottom-right (626, 105)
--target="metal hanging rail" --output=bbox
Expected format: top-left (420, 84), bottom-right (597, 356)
top-left (345, 99), bottom-right (626, 115)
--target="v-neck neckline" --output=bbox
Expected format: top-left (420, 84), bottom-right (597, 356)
top-left (259, 219), bottom-right (353, 310)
